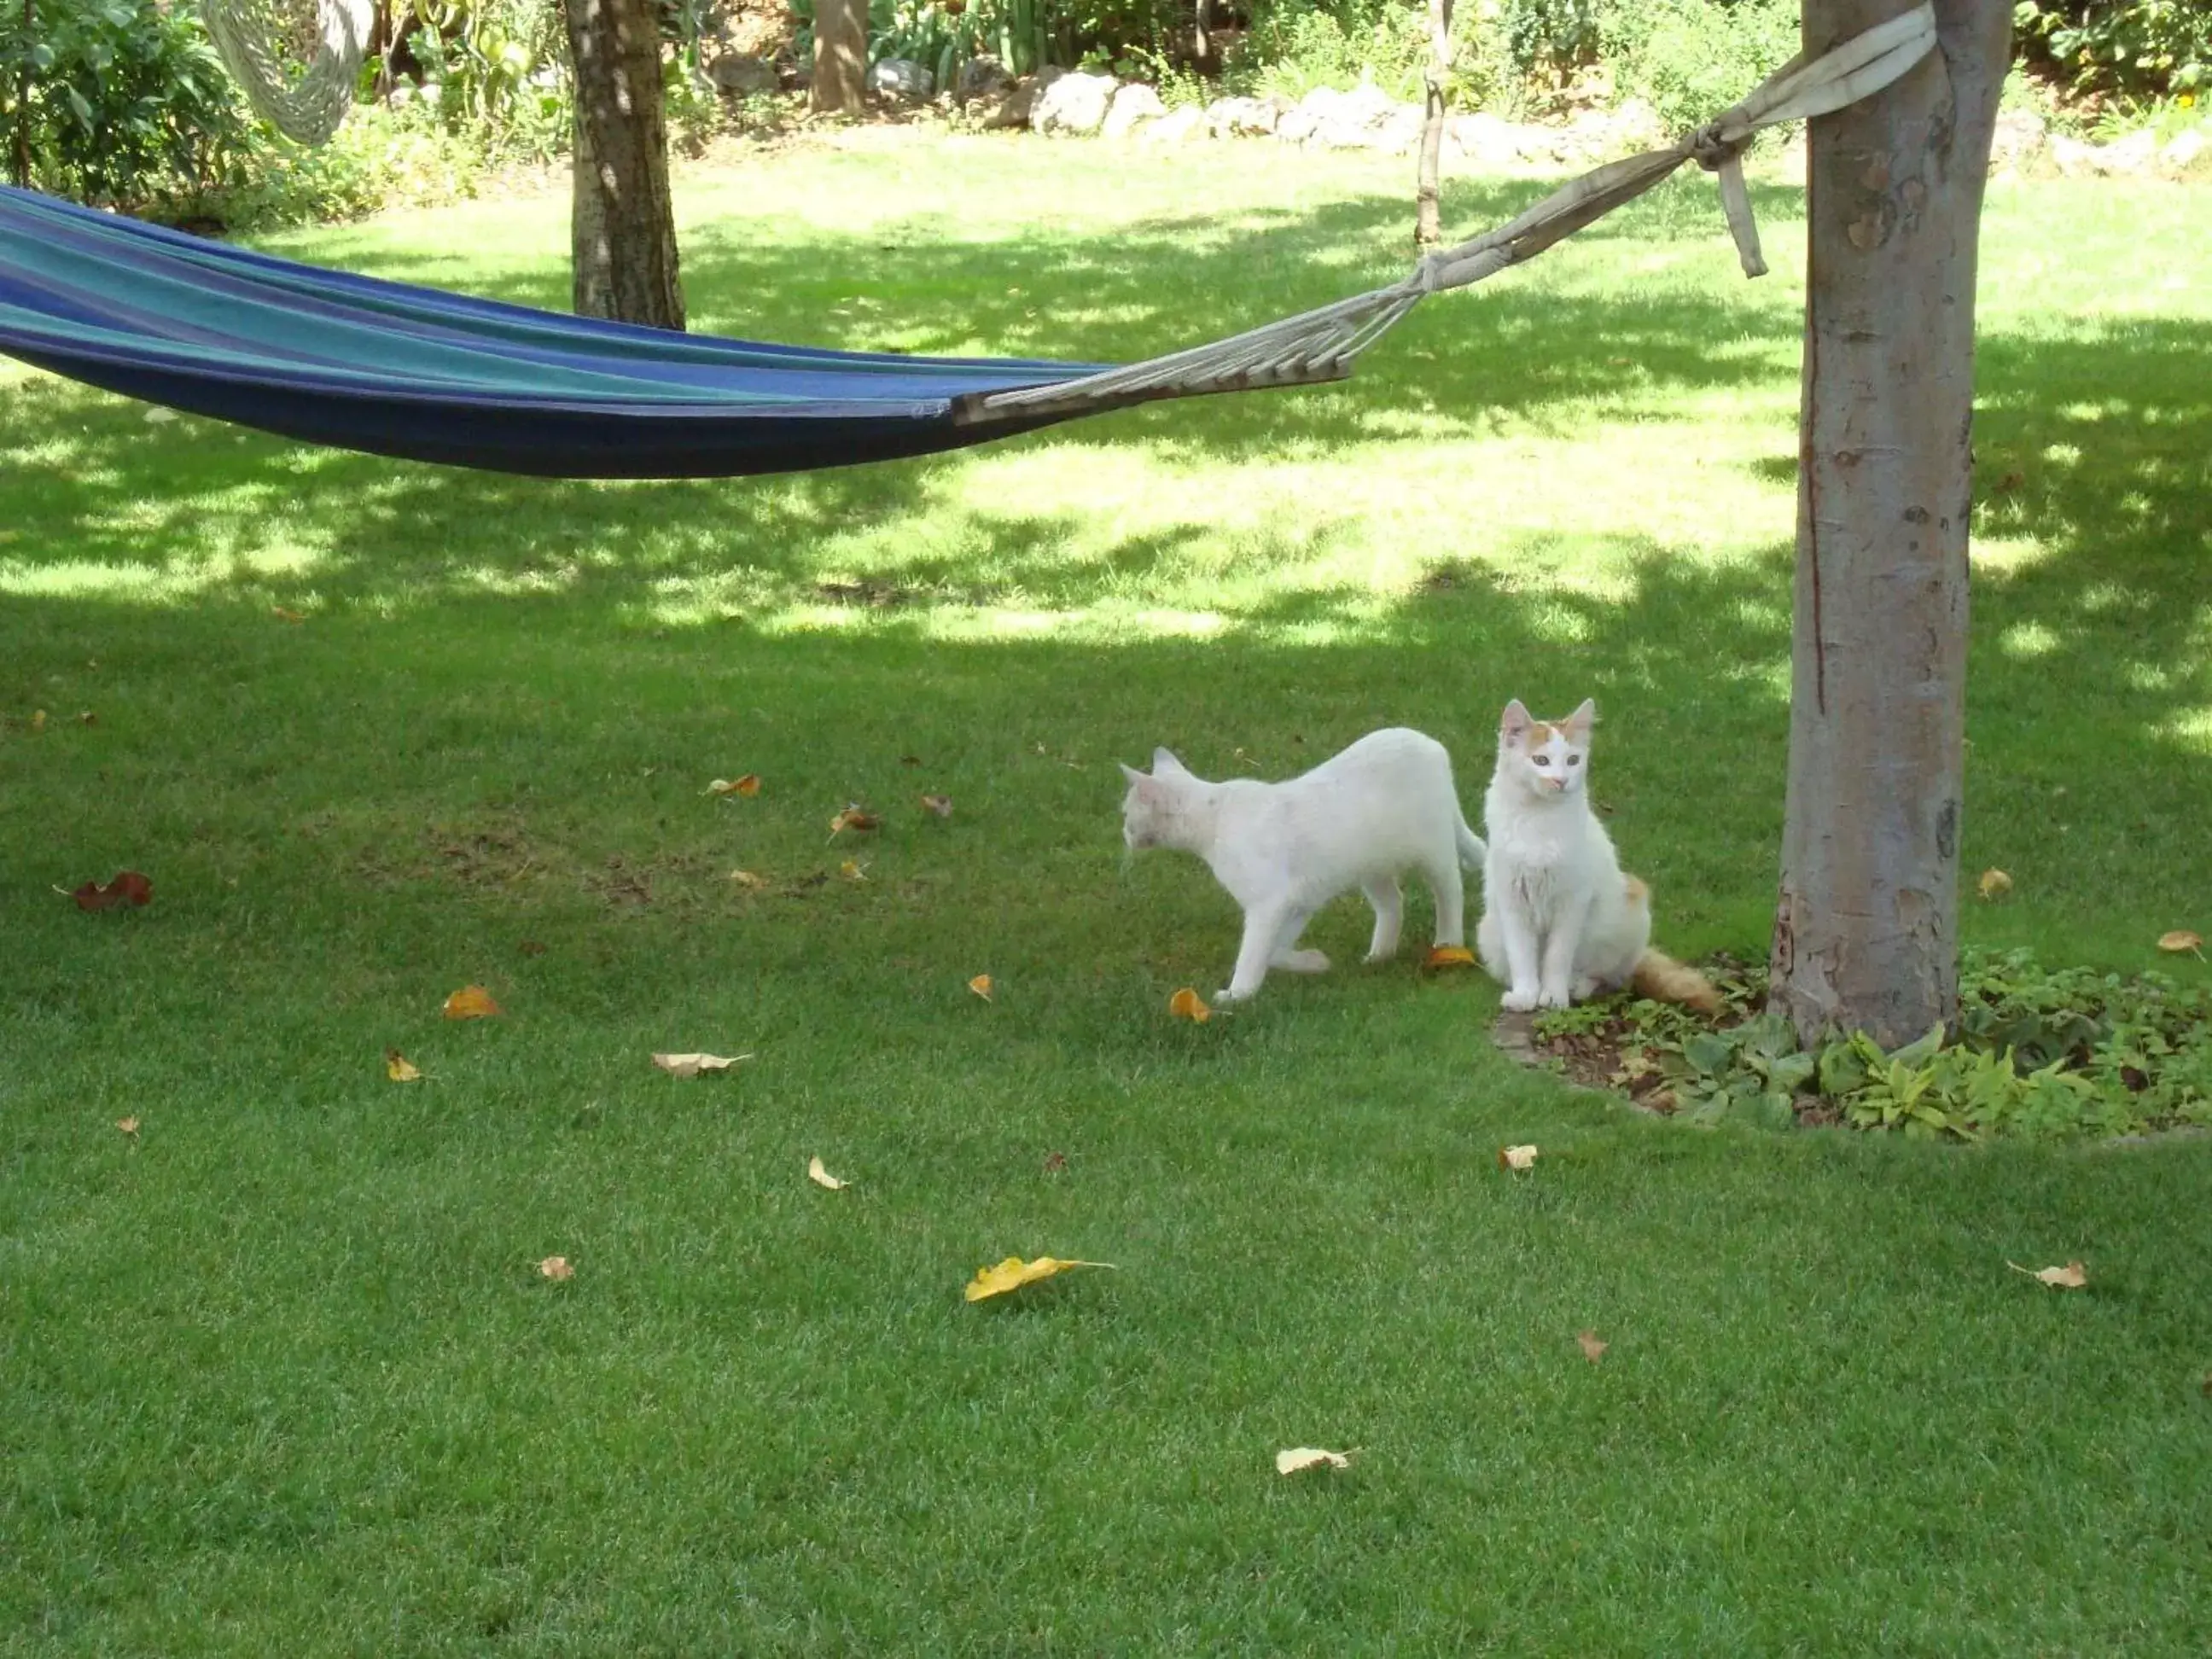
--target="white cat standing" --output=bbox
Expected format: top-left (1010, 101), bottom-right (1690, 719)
top-left (1477, 699), bottom-right (1717, 1014)
top-left (1120, 728), bottom-right (1487, 1003)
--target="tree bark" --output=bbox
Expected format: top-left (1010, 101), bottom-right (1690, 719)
top-left (1416, 0), bottom-right (1454, 246)
top-left (12, 0), bottom-right (32, 189)
top-left (563, 0), bottom-right (685, 329)
top-left (1769, 0), bottom-right (2010, 1047)
top-left (811, 0), bottom-right (867, 117)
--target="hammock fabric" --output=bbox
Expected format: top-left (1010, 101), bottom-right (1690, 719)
top-left (0, 183), bottom-right (1109, 479)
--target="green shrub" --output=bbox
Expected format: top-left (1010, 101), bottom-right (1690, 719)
top-left (2016, 0), bottom-right (2209, 102)
top-left (1600, 0), bottom-right (1798, 136)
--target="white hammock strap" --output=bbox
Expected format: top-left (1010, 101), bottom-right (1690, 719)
top-left (201, 0), bottom-right (374, 147)
top-left (965, 2), bottom-right (1938, 424)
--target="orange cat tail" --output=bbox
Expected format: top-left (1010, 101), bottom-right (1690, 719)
top-left (1632, 950), bottom-right (1722, 1017)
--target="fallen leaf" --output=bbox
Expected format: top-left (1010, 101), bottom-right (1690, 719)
top-left (1043, 1150), bottom-right (1068, 1174)
top-left (1498, 1144), bottom-right (1540, 1172)
top-left (963, 1255), bottom-right (1114, 1302)
top-left (920, 793), bottom-right (954, 818)
top-left (899, 754), bottom-right (922, 766)
top-left (828, 805), bottom-right (880, 838)
top-left (271, 606), bottom-right (306, 624)
top-left (1168, 987), bottom-right (1211, 1023)
top-left (442, 985), bottom-right (502, 1020)
top-left (1977, 869), bottom-right (2013, 900)
top-left (1995, 469), bottom-right (2024, 492)
top-left (706, 774), bottom-right (761, 797)
top-left (538, 1255), bottom-right (573, 1282)
top-left (651, 1051), bottom-right (749, 1078)
top-left (73, 870), bottom-right (153, 911)
top-left (77, 710), bottom-right (96, 725)
top-left (968, 974), bottom-right (993, 1002)
top-left (2008, 1259), bottom-right (2087, 1289)
top-left (1576, 1330), bottom-right (1609, 1364)
top-left (807, 1155), bottom-right (847, 1190)
top-left (115, 1116), bottom-right (140, 1137)
top-left (1275, 1447), bottom-right (1354, 1476)
top-left (2157, 929), bottom-right (2204, 958)
top-left (838, 859), bottom-right (867, 882)
top-left (1424, 945), bottom-right (1477, 970)
top-left (385, 1050), bottom-right (422, 1082)
top-left (518, 940), bottom-right (548, 956)
top-left (30, 708), bottom-right (46, 731)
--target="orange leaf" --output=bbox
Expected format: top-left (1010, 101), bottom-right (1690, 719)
top-left (706, 774), bottom-right (760, 797)
top-left (2157, 929), bottom-right (2204, 957)
top-left (920, 793), bottom-right (954, 818)
top-left (1168, 987), bottom-right (1211, 1023)
top-left (963, 1255), bottom-right (1114, 1302)
top-left (651, 1051), bottom-right (749, 1078)
top-left (806, 1155), bottom-right (848, 1190)
top-left (1576, 1330), bottom-right (1609, 1364)
top-left (968, 974), bottom-right (993, 1002)
top-left (73, 870), bottom-right (153, 911)
top-left (829, 806), bottom-right (880, 838)
top-left (2008, 1259), bottom-right (2087, 1289)
top-left (385, 1050), bottom-right (422, 1082)
top-left (1498, 1144), bottom-right (1539, 1172)
top-left (538, 1255), bottom-right (574, 1282)
top-left (1424, 945), bottom-right (1477, 970)
top-left (442, 985), bottom-right (502, 1020)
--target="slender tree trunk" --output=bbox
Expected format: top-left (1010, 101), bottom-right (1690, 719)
top-left (1416, 0), bottom-right (1454, 246)
top-left (563, 0), bottom-right (685, 329)
top-left (12, 0), bottom-right (32, 189)
top-left (1769, 0), bottom-right (2010, 1047)
top-left (811, 0), bottom-right (866, 116)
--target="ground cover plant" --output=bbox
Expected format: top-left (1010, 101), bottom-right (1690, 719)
top-left (3, 139), bottom-right (2210, 1653)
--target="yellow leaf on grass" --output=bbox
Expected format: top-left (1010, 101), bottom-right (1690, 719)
top-left (1977, 869), bottom-right (2013, 900)
top-left (651, 1051), bottom-right (749, 1078)
top-left (442, 985), bottom-right (502, 1020)
top-left (707, 774), bottom-right (761, 797)
top-left (2157, 929), bottom-right (2204, 957)
top-left (807, 1155), bottom-right (847, 1190)
top-left (2008, 1259), bottom-right (2087, 1289)
top-left (729, 870), bottom-right (768, 889)
top-left (838, 859), bottom-right (867, 882)
top-left (1275, 1447), bottom-right (1354, 1476)
top-left (385, 1050), bottom-right (422, 1082)
top-left (1168, 987), bottom-right (1210, 1023)
top-left (30, 708), bottom-right (47, 731)
top-left (920, 794), bottom-right (954, 818)
top-left (1576, 1330), bottom-right (1609, 1364)
top-left (115, 1116), bottom-right (140, 1137)
top-left (538, 1255), bottom-right (574, 1282)
top-left (1424, 945), bottom-right (1477, 970)
top-left (828, 806), bottom-right (880, 838)
top-left (963, 1255), bottom-right (1114, 1302)
top-left (968, 974), bottom-right (993, 1001)
top-left (1498, 1144), bottom-right (1539, 1172)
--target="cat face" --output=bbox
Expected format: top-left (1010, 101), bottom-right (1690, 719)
top-left (1496, 698), bottom-right (1595, 798)
top-left (1118, 748), bottom-right (1190, 850)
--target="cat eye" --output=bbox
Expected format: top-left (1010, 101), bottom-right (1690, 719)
top-left (1533, 755), bottom-right (1550, 767)
top-left (1568, 755), bottom-right (1581, 766)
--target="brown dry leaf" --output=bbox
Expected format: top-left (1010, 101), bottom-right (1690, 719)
top-left (115, 1116), bottom-right (140, 1137)
top-left (271, 606), bottom-right (306, 624)
top-left (2157, 929), bottom-right (2204, 958)
top-left (1977, 869), bottom-right (2014, 900)
top-left (1424, 945), bottom-right (1477, 970)
top-left (828, 806), bottom-right (880, 839)
top-left (838, 859), bottom-right (868, 882)
top-left (729, 869), bottom-right (769, 890)
top-left (538, 1255), bottom-right (574, 1282)
top-left (963, 1255), bottom-right (1115, 1302)
top-left (442, 985), bottom-right (502, 1020)
top-left (1275, 1447), bottom-right (1354, 1476)
top-left (73, 870), bottom-right (153, 911)
top-left (1043, 1150), bottom-right (1068, 1175)
top-left (1498, 1144), bottom-right (1540, 1173)
top-left (385, 1050), bottom-right (422, 1082)
top-left (806, 1155), bottom-right (848, 1190)
top-left (968, 974), bottom-right (993, 1002)
top-left (78, 710), bottom-right (96, 725)
top-left (517, 940), bottom-right (548, 957)
top-left (651, 1051), bottom-right (749, 1079)
top-left (1168, 987), bottom-right (1211, 1023)
top-left (1576, 1330), bottom-right (1610, 1364)
top-left (706, 774), bottom-right (761, 797)
top-left (2008, 1259), bottom-right (2087, 1289)
top-left (899, 754), bottom-right (923, 767)
top-left (920, 793), bottom-right (954, 818)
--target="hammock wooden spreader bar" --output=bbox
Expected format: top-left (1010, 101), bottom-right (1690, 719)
top-left (961, 3), bottom-right (1939, 424)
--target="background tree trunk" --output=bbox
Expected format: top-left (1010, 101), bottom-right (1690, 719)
top-left (563, 0), bottom-right (685, 329)
top-left (1769, 0), bottom-right (2010, 1046)
top-left (811, 0), bottom-right (867, 117)
top-left (1416, 0), bottom-right (1454, 246)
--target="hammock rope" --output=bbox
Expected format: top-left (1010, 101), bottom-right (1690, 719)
top-left (963, 2), bottom-right (1939, 423)
top-left (200, 0), bottom-right (373, 146)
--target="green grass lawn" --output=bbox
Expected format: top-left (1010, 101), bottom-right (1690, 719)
top-left (3, 136), bottom-right (2210, 1654)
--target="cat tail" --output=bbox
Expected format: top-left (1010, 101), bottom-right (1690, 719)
top-left (1631, 951), bottom-right (1722, 1017)
top-left (1455, 817), bottom-right (1487, 870)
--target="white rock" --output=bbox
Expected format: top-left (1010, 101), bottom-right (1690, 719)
top-left (1141, 106), bottom-right (1208, 145)
top-left (1205, 95), bottom-right (1281, 137)
top-left (1103, 82), bottom-right (1167, 141)
top-left (2159, 125), bottom-right (2209, 175)
top-left (867, 57), bottom-right (933, 103)
top-left (1033, 70), bottom-right (1116, 137)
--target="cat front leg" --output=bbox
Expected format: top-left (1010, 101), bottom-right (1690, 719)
top-left (1537, 898), bottom-right (1591, 1008)
top-left (1495, 904), bottom-right (1545, 1012)
top-left (1362, 877), bottom-right (1403, 963)
top-left (1220, 902), bottom-right (1304, 1003)
top-left (1423, 857), bottom-right (1466, 950)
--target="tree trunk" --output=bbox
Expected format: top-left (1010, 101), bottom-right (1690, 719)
top-left (1415, 0), bottom-right (1454, 246)
top-left (811, 0), bottom-right (867, 117)
top-left (12, 0), bottom-right (32, 189)
top-left (563, 0), bottom-right (685, 329)
top-left (1769, 0), bottom-right (2010, 1047)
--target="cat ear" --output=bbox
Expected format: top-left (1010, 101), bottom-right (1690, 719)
top-left (1151, 747), bottom-right (1187, 776)
top-left (1499, 700), bottom-right (1532, 742)
top-left (1119, 761), bottom-right (1146, 785)
top-left (1563, 699), bottom-right (1597, 740)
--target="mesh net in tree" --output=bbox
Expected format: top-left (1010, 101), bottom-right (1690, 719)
top-left (199, 0), bottom-right (375, 145)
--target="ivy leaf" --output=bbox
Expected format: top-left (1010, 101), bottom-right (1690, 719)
top-left (963, 1255), bottom-right (1113, 1302)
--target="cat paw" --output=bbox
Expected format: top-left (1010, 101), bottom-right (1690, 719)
top-left (1215, 986), bottom-right (1254, 1005)
top-left (1571, 975), bottom-right (1601, 1002)
top-left (1277, 948), bottom-right (1331, 974)
top-left (1536, 987), bottom-right (1572, 1010)
top-left (1501, 988), bottom-right (1540, 1012)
